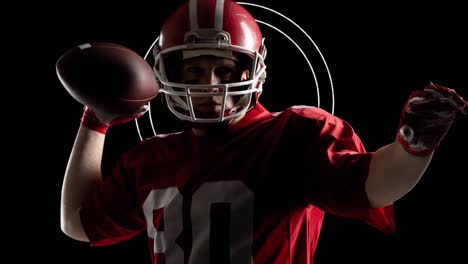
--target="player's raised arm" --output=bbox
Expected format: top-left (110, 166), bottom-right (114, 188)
top-left (61, 116), bottom-right (106, 242)
top-left (56, 42), bottom-right (157, 241)
top-left (366, 82), bottom-right (468, 208)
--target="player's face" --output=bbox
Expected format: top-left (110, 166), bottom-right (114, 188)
top-left (180, 56), bottom-right (249, 118)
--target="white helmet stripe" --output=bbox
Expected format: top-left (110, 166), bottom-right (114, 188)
top-left (190, 0), bottom-right (225, 30)
top-left (215, 0), bottom-right (225, 29)
top-left (189, 0), bottom-right (198, 30)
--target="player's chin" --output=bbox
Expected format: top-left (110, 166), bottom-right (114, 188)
top-left (194, 105), bottom-right (226, 117)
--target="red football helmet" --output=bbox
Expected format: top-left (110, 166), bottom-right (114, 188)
top-left (153, 0), bottom-right (267, 123)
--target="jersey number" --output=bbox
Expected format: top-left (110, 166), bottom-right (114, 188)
top-left (143, 181), bottom-right (254, 263)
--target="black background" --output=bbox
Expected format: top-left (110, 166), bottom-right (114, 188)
top-left (8, 0), bottom-right (467, 263)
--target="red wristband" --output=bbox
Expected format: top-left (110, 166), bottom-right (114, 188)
top-left (80, 107), bottom-right (109, 134)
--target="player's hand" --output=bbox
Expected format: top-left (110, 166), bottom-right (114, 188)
top-left (80, 105), bottom-right (149, 134)
top-left (397, 82), bottom-right (468, 156)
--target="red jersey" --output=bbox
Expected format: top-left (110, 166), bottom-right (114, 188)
top-left (80, 103), bottom-right (395, 264)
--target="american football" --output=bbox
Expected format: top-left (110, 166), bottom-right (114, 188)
top-left (56, 42), bottom-right (159, 115)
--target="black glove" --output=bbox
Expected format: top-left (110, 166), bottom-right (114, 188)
top-left (397, 82), bottom-right (467, 156)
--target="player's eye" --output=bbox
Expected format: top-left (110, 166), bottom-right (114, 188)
top-left (215, 66), bottom-right (235, 76)
top-left (181, 66), bottom-right (204, 84)
top-left (186, 66), bottom-right (204, 75)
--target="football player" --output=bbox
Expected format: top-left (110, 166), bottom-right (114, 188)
top-left (60, 0), bottom-right (468, 263)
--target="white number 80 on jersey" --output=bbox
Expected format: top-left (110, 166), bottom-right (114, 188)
top-left (143, 181), bottom-right (254, 263)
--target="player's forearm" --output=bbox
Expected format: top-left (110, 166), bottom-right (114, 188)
top-left (365, 140), bottom-right (433, 208)
top-left (60, 125), bottom-right (106, 241)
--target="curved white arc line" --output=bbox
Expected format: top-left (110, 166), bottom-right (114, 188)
top-left (136, 37), bottom-right (161, 140)
top-left (238, 2), bottom-right (335, 114)
top-left (255, 19), bottom-right (320, 109)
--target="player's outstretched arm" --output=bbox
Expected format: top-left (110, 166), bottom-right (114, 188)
top-left (365, 82), bottom-right (467, 208)
top-left (60, 106), bottom-right (148, 242)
